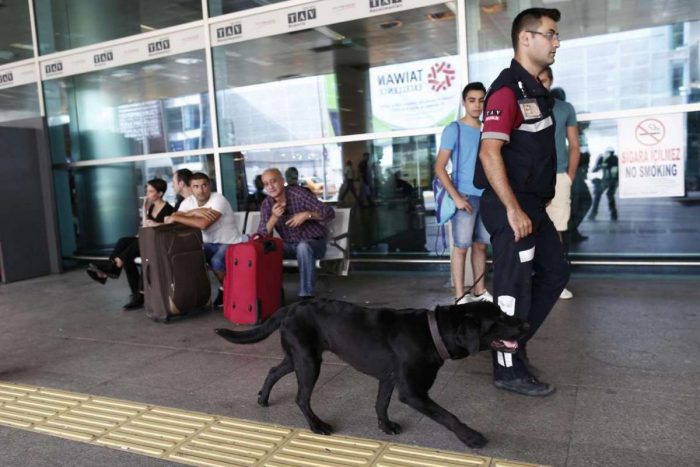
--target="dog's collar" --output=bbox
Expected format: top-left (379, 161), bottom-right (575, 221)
top-left (428, 308), bottom-right (451, 361)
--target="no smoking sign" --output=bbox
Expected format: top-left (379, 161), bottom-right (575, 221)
top-left (635, 118), bottom-right (665, 146)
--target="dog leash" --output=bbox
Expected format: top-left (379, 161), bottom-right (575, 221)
top-left (454, 245), bottom-right (505, 304)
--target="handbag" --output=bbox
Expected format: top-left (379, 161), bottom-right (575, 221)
top-left (433, 122), bottom-right (461, 226)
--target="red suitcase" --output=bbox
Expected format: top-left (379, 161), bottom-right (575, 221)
top-left (224, 235), bottom-right (283, 324)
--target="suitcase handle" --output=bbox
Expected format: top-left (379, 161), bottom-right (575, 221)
top-left (262, 239), bottom-right (277, 253)
top-left (251, 233), bottom-right (278, 254)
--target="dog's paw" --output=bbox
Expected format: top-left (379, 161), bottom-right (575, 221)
top-left (379, 420), bottom-right (402, 435)
top-left (464, 431), bottom-right (488, 449)
top-left (310, 421), bottom-right (333, 435)
top-left (257, 391), bottom-right (269, 407)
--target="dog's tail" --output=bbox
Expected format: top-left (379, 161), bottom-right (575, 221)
top-left (215, 305), bottom-right (289, 344)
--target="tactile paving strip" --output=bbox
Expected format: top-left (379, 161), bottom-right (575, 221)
top-left (0, 381), bottom-right (545, 467)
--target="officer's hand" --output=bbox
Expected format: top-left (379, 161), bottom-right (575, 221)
top-left (506, 207), bottom-right (532, 241)
top-left (454, 196), bottom-right (473, 214)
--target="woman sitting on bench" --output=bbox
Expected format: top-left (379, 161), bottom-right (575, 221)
top-left (86, 178), bottom-right (174, 310)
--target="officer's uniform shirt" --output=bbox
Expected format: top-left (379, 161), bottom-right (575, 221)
top-left (481, 87), bottom-right (524, 142)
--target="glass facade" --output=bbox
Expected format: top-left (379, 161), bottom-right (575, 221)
top-left (208, 0), bottom-right (288, 16)
top-left (33, 0), bottom-right (203, 55)
top-left (0, 82), bottom-right (40, 125)
top-left (44, 50), bottom-right (211, 163)
top-left (213, 5), bottom-right (459, 147)
top-left (1, 0), bottom-right (698, 264)
top-left (53, 154), bottom-right (215, 256)
top-left (0, 0), bottom-right (33, 65)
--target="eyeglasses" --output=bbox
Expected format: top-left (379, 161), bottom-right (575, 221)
top-left (527, 30), bottom-right (560, 41)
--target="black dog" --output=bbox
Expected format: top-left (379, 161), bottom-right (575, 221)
top-left (216, 299), bottom-right (527, 448)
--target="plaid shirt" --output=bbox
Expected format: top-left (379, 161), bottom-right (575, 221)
top-left (257, 186), bottom-right (335, 243)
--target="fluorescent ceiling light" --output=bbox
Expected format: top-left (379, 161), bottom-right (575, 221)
top-left (315, 26), bottom-right (345, 41)
top-left (142, 64), bottom-right (166, 71)
top-left (244, 57), bottom-right (272, 66)
top-left (140, 24), bottom-right (156, 31)
top-left (174, 57), bottom-right (202, 65)
top-left (10, 43), bottom-right (34, 51)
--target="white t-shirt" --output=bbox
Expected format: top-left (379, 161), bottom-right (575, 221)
top-left (178, 192), bottom-right (242, 244)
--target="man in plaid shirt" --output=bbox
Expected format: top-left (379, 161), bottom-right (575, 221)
top-left (258, 168), bottom-right (335, 298)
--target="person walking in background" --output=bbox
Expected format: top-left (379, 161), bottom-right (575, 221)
top-left (338, 159), bottom-right (360, 206)
top-left (358, 152), bottom-right (375, 206)
top-left (434, 82), bottom-right (492, 305)
top-left (569, 149), bottom-right (592, 242)
top-left (87, 178), bottom-right (174, 310)
top-left (474, 7), bottom-right (569, 397)
top-left (538, 67), bottom-right (579, 300)
top-left (589, 148), bottom-right (619, 220)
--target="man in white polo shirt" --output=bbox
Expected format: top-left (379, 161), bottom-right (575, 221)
top-left (165, 172), bottom-right (242, 306)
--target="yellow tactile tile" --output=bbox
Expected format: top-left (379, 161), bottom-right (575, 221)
top-left (0, 381), bottom-right (547, 467)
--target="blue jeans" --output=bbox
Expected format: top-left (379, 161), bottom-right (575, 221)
top-left (203, 243), bottom-right (229, 272)
top-left (451, 195), bottom-right (490, 248)
top-left (283, 238), bottom-right (327, 297)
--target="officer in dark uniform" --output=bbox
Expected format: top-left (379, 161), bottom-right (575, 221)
top-left (474, 8), bottom-right (569, 396)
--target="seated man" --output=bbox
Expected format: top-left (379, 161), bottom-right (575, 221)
top-left (165, 172), bottom-right (243, 306)
top-left (258, 168), bottom-right (335, 299)
top-left (172, 168), bottom-right (193, 211)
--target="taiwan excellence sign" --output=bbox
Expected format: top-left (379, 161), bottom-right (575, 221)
top-left (617, 114), bottom-right (685, 198)
top-left (369, 56), bottom-right (460, 130)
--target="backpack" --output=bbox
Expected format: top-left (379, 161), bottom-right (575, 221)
top-left (433, 122), bottom-right (461, 226)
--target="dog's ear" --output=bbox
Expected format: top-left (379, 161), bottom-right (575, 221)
top-left (480, 315), bottom-right (497, 335)
top-left (456, 320), bottom-right (480, 355)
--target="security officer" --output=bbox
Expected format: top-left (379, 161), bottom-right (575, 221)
top-left (474, 7), bottom-right (569, 396)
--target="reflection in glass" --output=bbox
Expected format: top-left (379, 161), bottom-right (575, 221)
top-left (54, 154), bottom-right (215, 256)
top-left (221, 145), bottom-right (339, 211)
top-left (467, 0), bottom-right (700, 113)
top-left (0, 0), bottom-right (33, 65)
top-left (208, 0), bottom-right (287, 16)
top-left (213, 5), bottom-right (458, 146)
top-left (0, 83), bottom-right (40, 125)
top-left (568, 112), bottom-right (700, 257)
top-left (221, 134), bottom-right (440, 256)
top-left (34, 0), bottom-right (203, 55)
top-left (44, 50), bottom-right (211, 163)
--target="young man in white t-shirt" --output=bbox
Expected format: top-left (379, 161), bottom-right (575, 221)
top-left (165, 172), bottom-right (243, 306)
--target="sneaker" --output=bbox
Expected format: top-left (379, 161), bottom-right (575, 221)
top-left (559, 288), bottom-right (573, 300)
top-left (468, 290), bottom-right (493, 303)
top-left (455, 295), bottom-right (469, 305)
top-left (494, 374), bottom-right (555, 397)
top-left (123, 294), bottom-right (144, 310)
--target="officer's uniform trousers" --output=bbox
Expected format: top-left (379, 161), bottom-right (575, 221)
top-left (481, 189), bottom-right (569, 379)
